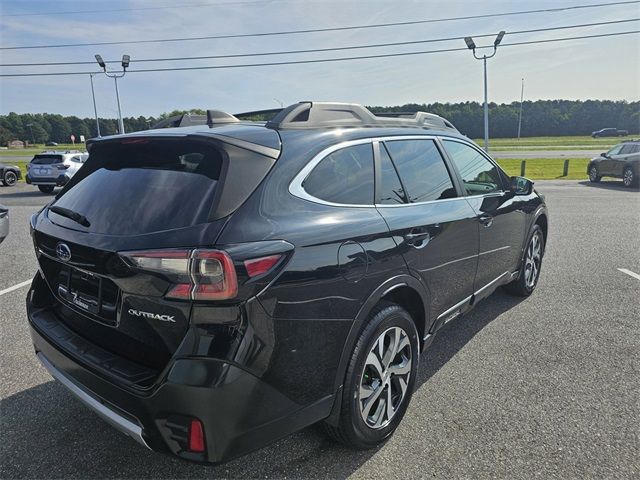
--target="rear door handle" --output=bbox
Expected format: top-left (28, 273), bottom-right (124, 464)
top-left (404, 231), bottom-right (431, 248)
top-left (478, 214), bottom-right (493, 227)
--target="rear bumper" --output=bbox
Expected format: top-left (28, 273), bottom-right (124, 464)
top-left (27, 294), bottom-right (333, 464)
top-left (26, 174), bottom-right (68, 186)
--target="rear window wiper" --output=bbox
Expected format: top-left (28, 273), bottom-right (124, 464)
top-left (49, 205), bottom-right (91, 227)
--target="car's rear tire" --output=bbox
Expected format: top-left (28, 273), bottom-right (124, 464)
top-left (324, 301), bottom-right (419, 449)
top-left (38, 185), bottom-right (54, 194)
top-left (588, 165), bottom-right (601, 183)
top-left (505, 225), bottom-right (544, 297)
top-left (622, 166), bottom-right (637, 188)
top-left (2, 170), bottom-right (17, 186)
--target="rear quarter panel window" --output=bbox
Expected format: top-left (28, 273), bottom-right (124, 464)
top-left (302, 143), bottom-right (374, 205)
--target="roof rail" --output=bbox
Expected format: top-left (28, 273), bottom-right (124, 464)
top-left (265, 102), bottom-right (458, 131)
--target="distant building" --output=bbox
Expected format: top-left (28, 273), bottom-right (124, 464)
top-left (8, 140), bottom-right (25, 149)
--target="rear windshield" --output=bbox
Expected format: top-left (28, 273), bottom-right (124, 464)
top-left (50, 141), bottom-right (223, 235)
top-left (32, 154), bottom-right (63, 164)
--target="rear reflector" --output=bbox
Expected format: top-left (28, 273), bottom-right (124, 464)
top-left (188, 418), bottom-right (205, 453)
top-left (244, 255), bottom-right (282, 278)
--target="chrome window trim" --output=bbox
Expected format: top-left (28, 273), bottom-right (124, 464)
top-left (289, 134), bottom-right (468, 209)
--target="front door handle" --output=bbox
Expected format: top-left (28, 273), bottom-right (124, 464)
top-left (478, 214), bottom-right (493, 227)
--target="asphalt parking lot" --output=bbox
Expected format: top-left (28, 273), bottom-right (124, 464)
top-left (1, 180), bottom-right (639, 479)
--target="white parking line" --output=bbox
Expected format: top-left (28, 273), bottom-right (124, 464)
top-left (0, 280), bottom-right (32, 296)
top-left (617, 268), bottom-right (640, 281)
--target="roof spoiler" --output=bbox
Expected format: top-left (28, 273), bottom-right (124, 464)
top-left (150, 110), bottom-right (240, 129)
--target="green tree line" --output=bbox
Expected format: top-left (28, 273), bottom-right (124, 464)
top-left (1, 100), bottom-right (637, 145)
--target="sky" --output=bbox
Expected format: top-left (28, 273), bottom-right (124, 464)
top-left (0, 0), bottom-right (639, 118)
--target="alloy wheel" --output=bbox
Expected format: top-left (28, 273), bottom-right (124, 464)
top-left (623, 169), bottom-right (633, 187)
top-left (524, 231), bottom-right (542, 289)
top-left (359, 326), bottom-right (412, 429)
top-left (589, 167), bottom-right (598, 182)
top-left (4, 171), bottom-right (17, 186)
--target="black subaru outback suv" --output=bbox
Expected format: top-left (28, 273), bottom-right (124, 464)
top-left (27, 102), bottom-right (548, 463)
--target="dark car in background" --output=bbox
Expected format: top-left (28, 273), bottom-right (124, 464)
top-left (588, 140), bottom-right (640, 187)
top-left (26, 102), bottom-right (548, 464)
top-left (0, 163), bottom-right (21, 186)
top-left (0, 204), bottom-right (8, 243)
top-left (591, 128), bottom-right (629, 138)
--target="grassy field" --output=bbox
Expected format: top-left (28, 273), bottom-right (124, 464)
top-left (474, 135), bottom-right (626, 148)
top-left (497, 158), bottom-right (590, 180)
top-left (0, 143), bottom-right (83, 157)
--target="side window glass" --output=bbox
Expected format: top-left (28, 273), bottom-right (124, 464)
top-left (619, 144), bottom-right (633, 155)
top-left (607, 145), bottom-right (623, 156)
top-left (302, 143), bottom-right (374, 205)
top-left (384, 139), bottom-right (457, 203)
top-left (378, 144), bottom-right (406, 204)
top-left (442, 140), bottom-right (503, 195)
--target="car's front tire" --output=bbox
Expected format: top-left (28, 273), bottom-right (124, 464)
top-left (622, 166), bottom-right (637, 188)
top-left (588, 164), bottom-right (601, 183)
top-left (324, 302), bottom-right (419, 449)
top-left (505, 225), bottom-right (545, 297)
top-left (2, 170), bottom-right (18, 186)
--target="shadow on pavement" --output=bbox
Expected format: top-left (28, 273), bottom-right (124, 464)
top-left (578, 180), bottom-right (639, 192)
top-left (0, 291), bottom-right (523, 479)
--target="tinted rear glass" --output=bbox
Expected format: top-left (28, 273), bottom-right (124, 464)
top-left (32, 154), bottom-right (63, 164)
top-left (302, 143), bottom-right (374, 205)
top-left (50, 141), bottom-right (222, 235)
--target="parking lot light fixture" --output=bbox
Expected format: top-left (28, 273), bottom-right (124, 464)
top-left (464, 31), bottom-right (506, 152)
top-left (94, 53), bottom-right (130, 134)
top-left (94, 54), bottom-right (106, 71)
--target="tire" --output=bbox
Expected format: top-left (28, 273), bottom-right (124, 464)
top-left (588, 164), bottom-right (601, 183)
top-left (505, 225), bottom-right (545, 297)
top-left (622, 166), bottom-right (638, 188)
top-left (324, 302), bottom-right (419, 449)
top-left (38, 185), bottom-right (54, 194)
top-left (2, 170), bottom-right (18, 186)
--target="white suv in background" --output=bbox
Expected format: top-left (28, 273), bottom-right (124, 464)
top-left (26, 151), bottom-right (89, 193)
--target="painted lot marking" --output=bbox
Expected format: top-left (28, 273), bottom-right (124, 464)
top-left (617, 268), bottom-right (640, 281)
top-left (0, 280), bottom-right (31, 296)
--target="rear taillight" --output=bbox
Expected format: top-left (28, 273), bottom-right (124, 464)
top-left (121, 249), bottom-right (238, 301)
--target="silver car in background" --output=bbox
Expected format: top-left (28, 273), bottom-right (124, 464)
top-left (0, 205), bottom-right (8, 244)
top-left (25, 151), bottom-right (89, 194)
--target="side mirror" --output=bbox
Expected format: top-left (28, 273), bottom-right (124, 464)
top-left (510, 176), bottom-right (534, 196)
top-left (601, 152), bottom-right (608, 158)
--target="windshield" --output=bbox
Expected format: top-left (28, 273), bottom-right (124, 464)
top-left (50, 141), bottom-right (223, 235)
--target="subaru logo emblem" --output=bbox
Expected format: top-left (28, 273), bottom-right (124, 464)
top-left (55, 243), bottom-right (71, 262)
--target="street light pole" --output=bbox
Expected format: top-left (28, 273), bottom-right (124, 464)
top-left (517, 77), bottom-right (524, 140)
top-left (113, 77), bottom-right (124, 135)
top-left (95, 54), bottom-right (130, 134)
top-left (464, 31), bottom-right (505, 152)
top-left (89, 73), bottom-right (101, 137)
